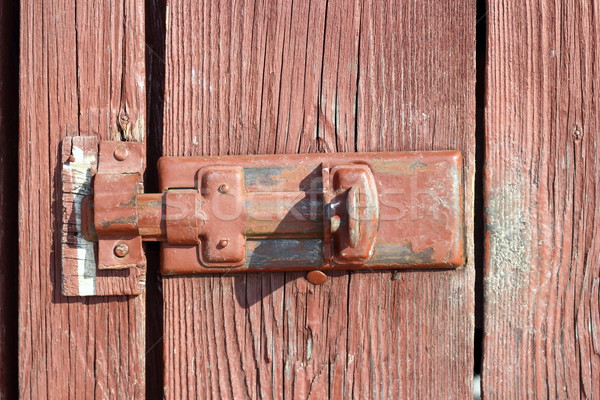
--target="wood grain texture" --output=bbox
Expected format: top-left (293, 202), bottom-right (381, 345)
top-left (0, 0), bottom-right (19, 397)
top-left (161, 0), bottom-right (475, 398)
top-left (19, 0), bottom-right (146, 397)
top-left (483, 0), bottom-right (600, 398)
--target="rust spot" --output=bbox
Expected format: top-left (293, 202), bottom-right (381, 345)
top-left (409, 160), bottom-right (427, 170)
top-left (99, 216), bottom-right (137, 229)
top-left (118, 196), bottom-right (137, 208)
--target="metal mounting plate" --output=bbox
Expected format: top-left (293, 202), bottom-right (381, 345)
top-left (158, 151), bottom-right (464, 275)
top-left (61, 136), bottom-right (146, 296)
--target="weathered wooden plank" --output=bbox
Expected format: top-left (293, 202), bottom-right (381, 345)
top-left (0, 0), bottom-right (19, 397)
top-left (347, 1), bottom-right (476, 397)
top-left (19, 0), bottom-right (146, 397)
top-left (161, 0), bottom-right (475, 398)
top-left (483, 0), bottom-right (600, 397)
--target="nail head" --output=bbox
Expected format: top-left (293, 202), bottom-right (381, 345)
top-left (218, 184), bottom-right (230, 194)
top-left (306, 270), bottom-right (327, 285)
top-left (114, 145), bottom-right (129, 161)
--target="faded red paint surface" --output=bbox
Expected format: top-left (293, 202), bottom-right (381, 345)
top-left (159, 151), bottom-right (463, 274)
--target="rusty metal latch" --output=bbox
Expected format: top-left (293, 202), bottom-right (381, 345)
top-left (62, 139), bottom-right (464, 296)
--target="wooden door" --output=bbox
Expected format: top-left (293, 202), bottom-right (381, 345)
top-left (18, 0), bottom-right (476, 398)
top-left (158, 1), bottom-right (475, 398)
top-left (14, 0), bottom-right (600, 398)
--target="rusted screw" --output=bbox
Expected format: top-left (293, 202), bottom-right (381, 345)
top-left (306, 270), bottom-right (327, 285)
top-left (113, 144), bottom-right (129, 161)
top-left (218, 238), bottom-right (229, 248)
top-left (113, 243), bottom-right (129, 258)
top-left (68, 155), bottom-right (76, 162)
top-left (218, 184), bottom-right (230, 194)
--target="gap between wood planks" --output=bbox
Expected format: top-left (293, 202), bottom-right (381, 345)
top-left (473, 0), bottom-right (488, 397)
top-left (0, 0), bottom-right (19, 398)
top-left (145, 0), bottom-right (167, 397)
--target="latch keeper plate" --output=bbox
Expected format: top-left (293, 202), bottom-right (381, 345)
top-left (61, 136), bottom-right (146, 296)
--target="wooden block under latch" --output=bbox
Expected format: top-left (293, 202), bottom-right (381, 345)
top-left (61, 136), bottom-right (146, 296)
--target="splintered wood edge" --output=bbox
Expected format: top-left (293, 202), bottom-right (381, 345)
top-left (61, 136), bottom-right (146, 296)
top-left (61, 136), bottom-right (97, 296)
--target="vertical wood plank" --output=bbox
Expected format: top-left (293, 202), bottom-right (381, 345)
top-left (162, 0), bottom-right (475, 398)
top-left (0, 0), bottom-right (19, 398)
top-left (19, 0), bottom-right (146, 397)
top-left (483, 0), bottom-right (600, 397)
top-left (347, 1), bottom-right (476, 397)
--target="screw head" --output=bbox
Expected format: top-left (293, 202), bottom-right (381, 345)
top-left (68, 155), bottom-right (76, 162)
top-left (113, 145), bottom-right (129, 161)
top-left (114, 243), bottom-right (129, 258)
top-left (218, 238), bottom-right (229, 248)
top-left (218, 184), bottom-right (230, 194)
